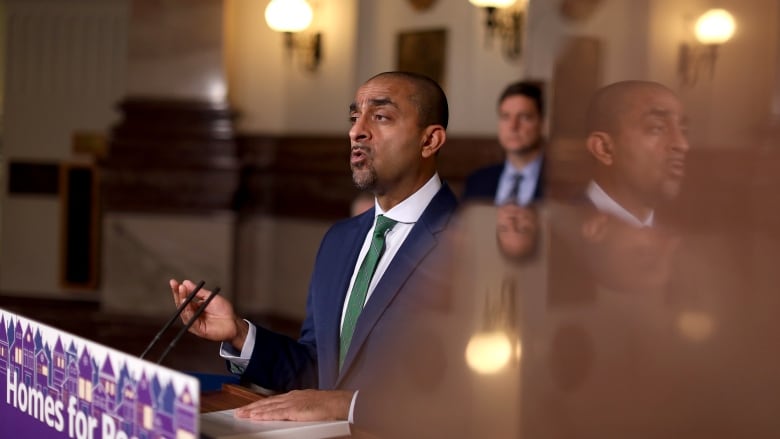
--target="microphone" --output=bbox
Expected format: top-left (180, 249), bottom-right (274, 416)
top-left (140, 280), bottom-right (206, 360)
top-left (156, 287), bottom-right (221, 366)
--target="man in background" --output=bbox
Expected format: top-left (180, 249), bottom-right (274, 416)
top-left (462, 80), bottom-right (546, 206)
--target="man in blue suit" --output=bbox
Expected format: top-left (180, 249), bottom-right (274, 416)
top-left (170, 71), bottom-right (459, 434)
top-left (462, 80), bottom-right (546, 205)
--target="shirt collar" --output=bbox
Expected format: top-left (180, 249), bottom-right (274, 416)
top-left (374, 174), bottom-right (442, 224)
top-left (586, 180), bottom-right (654, 227)
top-left (502, 155), bottom-right (543, 181)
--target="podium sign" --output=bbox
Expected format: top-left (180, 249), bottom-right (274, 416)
top-left (1, 308), bottom-right (200, 439)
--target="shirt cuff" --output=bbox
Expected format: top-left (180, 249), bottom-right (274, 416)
top-left (348, 390), bottom-right (358, 424)
top-left (219, 320), bottom-right (257, 374)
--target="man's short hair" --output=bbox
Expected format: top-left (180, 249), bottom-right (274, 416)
top-left (368, 71), bottom-right (449, 129)
top-left (498, 80), bottom-right (545, 117)
top-left (585, 80), bottom-right (672, 134)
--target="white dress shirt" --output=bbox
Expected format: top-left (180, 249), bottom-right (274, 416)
top-left (494, 155), bottom-right (543, 206)
top-left (585, 180), bottom-right (654, 227)
top-left (220, 174), bottom-right (443, 422)
top-left (339, 173), bottom-right (441, 327)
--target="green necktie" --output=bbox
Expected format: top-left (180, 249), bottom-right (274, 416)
top-left (339, 214), bottom-right (398, 370)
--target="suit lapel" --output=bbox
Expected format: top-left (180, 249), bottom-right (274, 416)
top-left (318, 210), bottom-right (374, 388)
top-left (489, 164), bottom-right (503, 195)
top-left (336, 185), bottom-right (457, 383)
top-left (533, 157), bottom-right (545, 201)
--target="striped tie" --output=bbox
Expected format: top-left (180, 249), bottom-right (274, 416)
top-left (505, 173), bottom-right (523, 205)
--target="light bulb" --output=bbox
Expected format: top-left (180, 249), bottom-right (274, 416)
top-left (265, 0), bottom-right (313, 33)
top-left (694, 8), bottom-right (736, 45)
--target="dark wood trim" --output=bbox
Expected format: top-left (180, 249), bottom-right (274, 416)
top-left (88, 99), bottom-right (780, 232)
top-left (59, 163), bottom-right (101, 290)
top-left (100, 107), bottom-right (507, 219)
top-left (7, 161), bottom-right (60, 195)
top-left (100, 97), bottom-right (241, 214)
top-left (233, 134), bottom-right (504, 220)
top-left (105, 113), bottom-right (778, 231)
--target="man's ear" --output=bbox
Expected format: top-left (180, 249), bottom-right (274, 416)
top-left (421, 125), bottom-right (446, 158)
top-left (585, 132), bottom-right (613, 166)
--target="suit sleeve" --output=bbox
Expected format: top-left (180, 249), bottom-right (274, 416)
top-left (238, 293), bottom-right (319, 392)
top-left (237, 227), bottom-right (338, 392)
top-left (237, 213), bottom-right (369, 393)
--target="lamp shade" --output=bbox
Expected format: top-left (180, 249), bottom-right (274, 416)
top-left (694, 8), bottom-right (736, 45)
top-left (264, 0), bottom-right (313, 33)
top-left (468, 0), bottom-right (516, 7)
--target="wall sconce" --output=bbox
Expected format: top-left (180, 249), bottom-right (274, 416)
top-left (678, 8), bottom-right (736, 86)
top-left (465, 278), bottom-right (521, 374)
top-left (469, 0), bottom-right (526, 61)
top-left (264, 0), bottom-right (322, 72)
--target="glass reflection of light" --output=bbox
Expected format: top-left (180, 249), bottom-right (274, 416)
top-left (206, 77), bottom-right (226, 103)
top-left (677, 311), bottom-right (715, 342)
top-left (465, 330), bottom-right (519, 374)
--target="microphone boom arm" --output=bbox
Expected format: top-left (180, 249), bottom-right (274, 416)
top-left (156, 287), bottom-right (221, 366)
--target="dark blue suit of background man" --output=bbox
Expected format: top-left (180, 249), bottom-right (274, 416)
top-left (170, 71), bottom-right (460, 436)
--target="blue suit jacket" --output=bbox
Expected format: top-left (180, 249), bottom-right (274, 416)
top-left (241, 184), bottom-right (459, 397)
top-left (461, 160), bottom-right (545, 203)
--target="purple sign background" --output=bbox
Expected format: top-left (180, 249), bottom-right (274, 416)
top-left (0, 309), bottom-right (199, 439)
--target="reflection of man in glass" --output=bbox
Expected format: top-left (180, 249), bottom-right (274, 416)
top-left (548, 80), bottom-right (690, 304)
top-left (578, 210), bottom-right (681, 294)
top-left (496, 204), bottom-right (539, 263)
top-left (534, 81), bottom-right (693, 439)
top-left (584, 80), bottom-right (690, 227)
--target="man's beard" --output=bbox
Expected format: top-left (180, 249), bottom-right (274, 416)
top-left (352, 166), bottom-right (378, 191)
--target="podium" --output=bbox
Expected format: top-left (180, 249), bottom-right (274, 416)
top-left (0, 307), bottom-right (349, 438)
